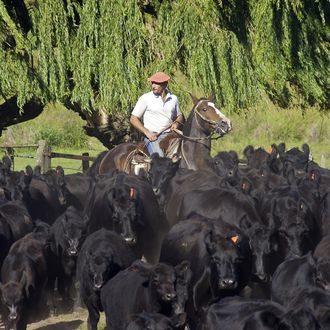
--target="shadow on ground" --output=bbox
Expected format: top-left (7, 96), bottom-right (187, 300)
top-left (30, 320), bottom-right (83, 330)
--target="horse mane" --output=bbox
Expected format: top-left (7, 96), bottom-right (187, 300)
top-left (183, 97), bottom-right (207, 135)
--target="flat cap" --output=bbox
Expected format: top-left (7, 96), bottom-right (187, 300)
top-left (147, 71), bottom-right (170, 83)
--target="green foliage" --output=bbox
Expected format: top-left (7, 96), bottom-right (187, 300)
top-left (213, 96), bottom-right (330, 165)
top-left (0, 0), bottom-right (328, 117)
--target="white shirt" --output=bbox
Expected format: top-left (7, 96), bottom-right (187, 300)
top-left (132, 91), bottom-right (181, 134)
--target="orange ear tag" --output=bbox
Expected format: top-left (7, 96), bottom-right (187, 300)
top-left (130, 188), bottom-right (135, 198)
top-left (231, 235), bottom-right (239, 244)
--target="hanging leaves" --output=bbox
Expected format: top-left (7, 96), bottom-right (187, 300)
top-left (0, 0), bottom-right (328, 118)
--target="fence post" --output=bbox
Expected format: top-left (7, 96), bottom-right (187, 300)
top-left (82, 152), bottom-right (90, 173)
top-left (5, 147), bottom-right (15, 170)
top-left (36, 140), bottom-right (51, 173)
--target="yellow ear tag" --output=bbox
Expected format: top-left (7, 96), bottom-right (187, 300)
top-left (231, 235), bottom-right (239, 244)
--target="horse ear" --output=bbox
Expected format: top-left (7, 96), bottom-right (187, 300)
top-left (189, 93), bottom-right (199, 106)
top-left (207, 93), bottom-right (215, 102)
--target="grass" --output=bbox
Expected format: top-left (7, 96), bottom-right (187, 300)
top-left (0, 99), bottom-right (329, 172)
top-left (0, 104), bottom-right (106, 174)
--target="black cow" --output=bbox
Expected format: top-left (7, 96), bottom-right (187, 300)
top-left (258, 182), bottom-right (320, 258)
top-left (48, 205), bottom-right (87, 313)
top-left (0, 233), bottom-right (49, 330)
top-left (320, 192), bottom-right (330, 236)
top-left (0, 201), bottom-right (34, 268)
top-left (148, 154), bottom-right (181, 210)
top-left (277, 143), bottom-right (311, 177)
top-left (25, 167), bottom-right (68, 224)
top-left (85, 171), bottom-right (167, 264)
top-left (197, 296), bottom-right (320, 330)
top-left (177, 185), bottom-right (279, 284)
top-left (287, 287), bottom-right (330, 329)
top-left (101, 260), bottom-right (191, 330)
top-left (160, 216), bottom-right (251, 327)
top-left (313, 234), bottom-right (330, 291)
top-left (148, 153), bottom-right (229, 226)
top-left (242, 145), bottom-right (275, 172)
top-left (63, 172), bottom-right (95, 211)
top-left (76, 228), bottom-right (137, 330)
top-left (213, 150), bottom-right (240, 186)
top-left (271, 252), bottom-right (318, 305)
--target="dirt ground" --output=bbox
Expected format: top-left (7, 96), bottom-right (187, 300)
top-left (0, 308), bottom-right (106, 330)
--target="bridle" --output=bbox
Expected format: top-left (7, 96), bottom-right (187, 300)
top-left (174, 100), bottom-right (227, 142)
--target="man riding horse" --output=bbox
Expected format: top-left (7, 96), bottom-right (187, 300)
top-left (130, 71), bottom-right (185, 158)
top-left (97, 73), bottom-right (231, 175)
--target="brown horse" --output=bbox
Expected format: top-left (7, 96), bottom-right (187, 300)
top-left (98, 94), bottom-right (231, 174)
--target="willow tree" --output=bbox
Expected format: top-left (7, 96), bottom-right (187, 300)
top-left (0, 0), bottom-right (328, 148)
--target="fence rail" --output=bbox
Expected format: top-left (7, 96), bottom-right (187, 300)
top-left (0, 140), bottom-right (96, 173)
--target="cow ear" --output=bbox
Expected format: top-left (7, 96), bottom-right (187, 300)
top-left (204, 231), bottom-right (215, 253)
top-left (240, 177), bottom-right (252, 194)
top-left (240, 215), bottom-right (252, 232)
top-left (302, 143), bottom-right (310, 158)
top-left (277, 142), bottom-right (286, 158)
top-left (175, 260), bottom-right (192, 284)
top-left (243, 145), bottom-right (254, 162)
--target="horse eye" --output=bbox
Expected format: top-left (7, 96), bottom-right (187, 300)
top-left (202, 108), bottom-right (207, 112)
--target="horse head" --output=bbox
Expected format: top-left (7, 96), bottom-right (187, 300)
top-left (191, 94), bottom-right (231, 136)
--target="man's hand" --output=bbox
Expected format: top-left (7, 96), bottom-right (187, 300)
top-left (145, 131), bottom-right (158, 141)
top-left (170, 121), bottom-right (180, 131)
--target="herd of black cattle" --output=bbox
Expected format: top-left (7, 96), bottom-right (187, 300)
top-left (0, 142), bottom-right (329, 330)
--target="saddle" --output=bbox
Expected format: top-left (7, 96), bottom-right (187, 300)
top-left (126, 131), bottom-right (182, 175)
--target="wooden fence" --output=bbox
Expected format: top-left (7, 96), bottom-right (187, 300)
top-left (0, 140), bottom-right (96, 174)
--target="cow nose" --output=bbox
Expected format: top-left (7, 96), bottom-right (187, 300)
top-left (68, 248), bottom-right (78, 256)
top-left (58, 196), bottom-right (66, 205)
top-left (165, 293), bottom-right (176, 301)
top-left (256, 273), bottom-right (268, 282)
top-left (153, 188), bottom-right (160, 196)
top-left (124, 236), bottom-right (137, 245)
top-left (9, 310), bottom-right (17, 320)
top-left (219, 279), bottom-right (237, 288)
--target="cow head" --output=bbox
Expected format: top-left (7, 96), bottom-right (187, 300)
top-left (148, 154), bottom-right (180, 201)
top-left (59, 207), bottom-right (87, 257)
top-left (274, 197), bottom-right (317, 257)
top-left (141, 261), bottom-right (190, 323)
top-left (240, 217), bottom-right (279, 282)
top-left (315, 259), bottom-right (330, 292)
top-left (0, 272), bottom-right (32, 324)
top-left (204, 230), bottom-right (244, 291)
top-left (107, 183), bottom-right (141, 245)
top-left (213, 151), bottom-right (240, 186)
top-left (149, 263), bottom-right (177, 303)
top-left (88, 251), bottom-right (123, 291)
top-left (279, 143), bottom-right (310, 178)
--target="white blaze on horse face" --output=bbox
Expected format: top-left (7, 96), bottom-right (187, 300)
top-left (208, 102), bottom-right (232, 131)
